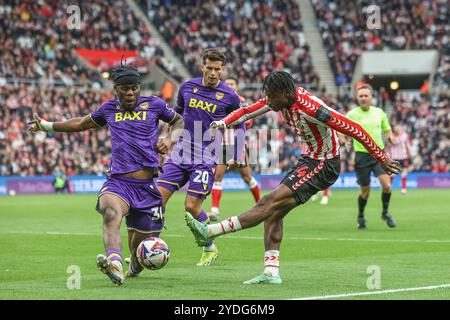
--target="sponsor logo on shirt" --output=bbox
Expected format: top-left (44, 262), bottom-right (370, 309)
top-left (188, 98), bottom-right (218, 113)
top-left (115, 111), bottom-right (147, 122)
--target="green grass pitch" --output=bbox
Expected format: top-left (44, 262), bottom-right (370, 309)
top-left (0, 189), bottom-right (449, 300)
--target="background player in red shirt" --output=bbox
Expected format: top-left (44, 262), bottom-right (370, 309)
top-left (387, 124), bottom-right (413, 194)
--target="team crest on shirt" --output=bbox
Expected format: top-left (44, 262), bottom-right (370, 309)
top-left (139, 102), bottom-right (149, 109)
top-left (194, 88), bottom-right (199, 93)
top-left (216, 92), bottom-right (224, 100)
top-left (116, 105), bottom-right (121, 110)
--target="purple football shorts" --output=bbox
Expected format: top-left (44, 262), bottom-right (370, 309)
top-left (96, 175), bottom-right (164, 235)
top-left (156, 158), bottom-right (215, 200)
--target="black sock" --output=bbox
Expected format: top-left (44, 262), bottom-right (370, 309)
top-left (358, 195), bottom-right (368, 218)
top-left (382, 192), bottom-right (391, 215)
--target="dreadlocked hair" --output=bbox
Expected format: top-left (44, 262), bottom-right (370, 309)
top-left (262, 71), bottom-right (296, 95)
top-left (108, 56), bottom-right (141, 84)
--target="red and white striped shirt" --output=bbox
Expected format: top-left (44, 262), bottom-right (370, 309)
top-left (222, 87), bottom-right (387, 161)
top-left (387, 130), bottom-right (412, 160)
top-left (222, 95), bottom-right (251, 145)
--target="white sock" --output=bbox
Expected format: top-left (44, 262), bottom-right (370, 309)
top-left (247, 177), bottom-right (258, 189)
top-left (208, 216), bottom-right (242, 237)
top-left (263, 250), bottom-right (280, 277)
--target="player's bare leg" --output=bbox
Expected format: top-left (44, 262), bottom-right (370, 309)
top-left (157, 185), bottom-right (174, 208)
top-left (186, 195), bottom-right (219, 266)
top-left (125, 230), bottom-right (148, 277)
top-left (209, 164), bottom-right (227, 221)
top-left (379, 174), bottom-right (396, 228)
top-left (96, 193), bottom-right (129, 286)
top-left (186, 185), bottom-right (296, 283)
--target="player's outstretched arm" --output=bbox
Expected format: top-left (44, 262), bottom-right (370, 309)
top-left (211, 99), bottom-right (270, 129)
top-left (293, 93), bottom-right (400, 175)
top-left (27, 113), bottom-right (99, 133)
top-left (320, 110), bottom-right (400, 175)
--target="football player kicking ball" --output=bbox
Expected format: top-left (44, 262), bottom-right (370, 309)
top-left (156, 48), bottom-right (245, 266)
top-left (28, 64), bottom-right (183, 286)
top-left (185, 71), bottom-right (400, 284)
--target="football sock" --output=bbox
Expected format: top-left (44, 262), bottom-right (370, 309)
top-left (401, 176), bottom-right (407, 190)
top-left (263, 250), bottom-right (280, 277)
top-left (358, 195), bottom-right (368, 218)
top-left (323, 188), bottom-right (329, 197)
top-left (106, 248), bottom-right (122, 265)
top-left (209, 216), bottom-right (242, 237)
top-left (211, 181), bottom-right (222, 210)
top-left (382, 192), bottom-right (391, 214)
top-left (247, 177), bottom-right (261, 202)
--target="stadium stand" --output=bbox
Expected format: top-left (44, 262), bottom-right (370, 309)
top-left (0, 0), bottom-right (177, 87)
top-left (311, 0), bottom-right (449, 90)
top-left (141, 0), bottom-right (321, 91)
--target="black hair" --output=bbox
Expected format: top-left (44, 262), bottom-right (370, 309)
top-left (262, 71), bottom-right (296, 95)
top-left (109, 58), bottom-right (141, 85)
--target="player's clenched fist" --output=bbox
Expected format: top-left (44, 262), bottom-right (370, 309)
top-left (155, 137), bottom-right (169, 154)
top-left (27, 113), bottom-right (54, 132)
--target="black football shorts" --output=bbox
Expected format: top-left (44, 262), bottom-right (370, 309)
top-left (282, 155), bottom-right (340, 205)
top-left (354, 152), bottom-right (386, 187)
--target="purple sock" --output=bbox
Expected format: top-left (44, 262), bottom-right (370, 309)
top-left (195, 210), bottom-right (213, 247)
top-left (195, 209), bottom-right (209, 223)
top-left (106, 248), bottom-right (122, 264)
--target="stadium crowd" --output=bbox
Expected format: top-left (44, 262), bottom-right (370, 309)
top-left (312, 0), bottom-right (449, 88)
top-left (143, 0), bottom-right (321, 91)
top-left (0, 0), bottom-right (178, 87)
top-left (0, 1), bottom-right (448, 177)
top-left (1, 83), bottom-right (448, 176)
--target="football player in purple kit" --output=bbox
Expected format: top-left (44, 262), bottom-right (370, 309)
top-left (27, 63), bottom-right (184, 286)
top-left (156, 48), bottom-right (245, 266)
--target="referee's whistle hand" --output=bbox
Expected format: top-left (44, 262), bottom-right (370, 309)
top-left (381, 157), bottom-right (401, 175)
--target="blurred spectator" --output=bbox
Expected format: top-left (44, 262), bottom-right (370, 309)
top-left (0, 85), bottom-right (448, 176)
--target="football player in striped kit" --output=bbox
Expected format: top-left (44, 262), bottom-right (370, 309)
top-left (387, 124), bottom-right (413, 194)
top-left (185, 71), bottom-right (400, 284)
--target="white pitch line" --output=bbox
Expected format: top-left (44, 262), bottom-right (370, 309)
top-left (2, 231), bottom-right (450, 243)
top-left (292, 284), bottom-right (450, 300)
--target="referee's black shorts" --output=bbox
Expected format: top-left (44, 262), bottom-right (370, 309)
top-left (281, 155), bottom-right (340, 205)
top-left (354, 151), bottom-right (386, 187)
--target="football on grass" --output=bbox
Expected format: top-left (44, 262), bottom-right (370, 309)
top-left (136, 237), bottom-right (170, 270)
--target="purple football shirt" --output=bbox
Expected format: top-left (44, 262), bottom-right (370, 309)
top-left (174, 78), bottom-right (243, 164)
top-left (90, 96), bottom-right (176, 175)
